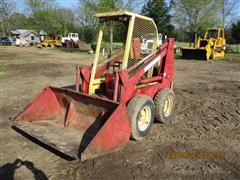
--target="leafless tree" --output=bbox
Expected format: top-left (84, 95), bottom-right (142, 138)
top-left (0, 0), bottom-right (16, 36)
top-left (220, 0), bottom-right (240, 28)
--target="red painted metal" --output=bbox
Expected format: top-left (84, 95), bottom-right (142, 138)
top-left (14, 87), bottom-right (122, 159)
top-left (95, 53), bottom-right (123, 78)
top-left (131, 38), bottom-right (141, 60)
top-left (139, 76), bottom-right (163, 84)
top-left (80, 66), bottom-right (91, 94)
top-left (13, 38), bottom-right (174, 160)
top-left (15, 87), bottom-right (62, 122)
top-left (81, 104), bottom-right (131, 160)
top-left (162, 38), bottom-right (174, 87)
top-left (65, 102), bottom-right (77, 127)
top-left (128, 49), bottom-right (159, 72)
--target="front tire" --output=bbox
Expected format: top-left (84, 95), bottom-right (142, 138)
top-left (127, 95), bottom-right (155, 140)
top-left (154, 88), bottom-right (175, 123)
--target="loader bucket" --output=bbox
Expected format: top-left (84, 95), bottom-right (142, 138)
top-left (182, 48), bottom-right (208, 60)
top-left (13, 87), bottom-right (131, 160)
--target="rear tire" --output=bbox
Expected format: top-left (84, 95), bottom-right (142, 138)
top-left (154, 88), bottom-right (175, 123)
top-left (127, 95), bottom-right (155, 140)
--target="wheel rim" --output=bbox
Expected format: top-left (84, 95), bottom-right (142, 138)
top-left (163, 96), bottom-right (173, 117)
top-left (138, 106), bottom-right (151, 131)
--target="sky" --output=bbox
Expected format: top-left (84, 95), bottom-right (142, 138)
top-left (14, 0), bottom-right (240, 18)
top-left (14, 0), bottom-right (145, 13)
top-left (56, 0), bottom-right (78, 8)
top-left (15, 0), bottom-right (78, 12)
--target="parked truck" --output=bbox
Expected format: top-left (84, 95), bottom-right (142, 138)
top-left (141, 33), bottom-right (166, 54)
top-left (60, 33), bottom-right (80, 48)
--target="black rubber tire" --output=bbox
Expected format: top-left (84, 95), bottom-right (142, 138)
top-left (127, 95), bottom-right (155, 140)
top-left (154, 88), bottom-right (175, 123)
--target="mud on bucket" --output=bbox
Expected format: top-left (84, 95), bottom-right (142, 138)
top-left (13, 87), bottom-right (131, 160)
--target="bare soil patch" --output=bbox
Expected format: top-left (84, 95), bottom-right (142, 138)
top-left (1, 46), bottom-right (240, 179)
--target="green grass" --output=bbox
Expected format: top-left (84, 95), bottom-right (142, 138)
top-left (226, 44), bottom-right (240, 53)
top-left (174, 52), bottom-right (240, 61)
top-left (49, 47), bottom-right (90, 54)
top-left (48, 42), bottom-right (123, 55)
top-left (113, 42), bottom-right (124, 49)
top-left (174, 54), bottom-right (182, 59)
top-left (100, 42), bottom-right (124, 49)
top-left (225, 52), bottom-right (240, 57)
top-left (224, 52), bottom-right (240, 61)
top-left (175, 41), bottom-right (190, 48)
top-left (0, 65), bottom-right (7, 79)
top-left (176, 41), bottom-right (240, 53)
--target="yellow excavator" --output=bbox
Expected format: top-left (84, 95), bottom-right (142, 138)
top-left (182, 28), bottom-right (226, 61)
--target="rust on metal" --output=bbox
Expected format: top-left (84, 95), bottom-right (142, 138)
top-left (13, 10), bottom-right (175, 161)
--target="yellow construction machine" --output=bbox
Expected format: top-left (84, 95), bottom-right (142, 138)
top-left (41, 35), bottom-right (62, 48)
top-left (182, 28), bottom-right (226, 61)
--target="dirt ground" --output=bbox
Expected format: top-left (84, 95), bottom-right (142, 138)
top-left (0, 46), bottom-right (240, 180)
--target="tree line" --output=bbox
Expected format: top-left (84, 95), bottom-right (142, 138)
top-left (0, 0), bottom-right (239, 44)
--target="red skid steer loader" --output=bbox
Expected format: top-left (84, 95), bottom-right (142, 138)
top-left (13, 11), bottom-right (175, 160)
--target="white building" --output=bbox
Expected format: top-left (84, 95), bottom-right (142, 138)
top-left (11, 29), bottom-right (41, 45)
